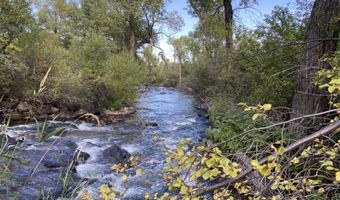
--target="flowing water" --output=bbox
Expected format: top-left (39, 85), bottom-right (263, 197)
top-left (2, 87), bottom-right (209, 199)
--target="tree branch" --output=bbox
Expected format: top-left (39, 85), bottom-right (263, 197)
top-left (208, 108), bottom-right (340, 149)
top-left (194, 120), bottom-right (340, 197)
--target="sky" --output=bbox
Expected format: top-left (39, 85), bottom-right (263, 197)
top-left (158, 0), bottom-right (300, 60)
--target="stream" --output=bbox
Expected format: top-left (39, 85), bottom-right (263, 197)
top-left (1, 87), bottom-right (210, 199)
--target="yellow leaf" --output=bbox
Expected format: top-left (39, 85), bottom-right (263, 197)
top-left (206, 159), bottom-right (214, 168)
top-left (336, 171), bottom-right (340, 181)
top-left (121, 175), bottom-right (127, 182)
top-left (318, 188), bottom-right (325, 193)
top-left (271, 184), bottom-right (278, 190)
top-left (251, 160), bottom-right (260, 169)
top-left (252, 113), bottom-right (262, 120)
top-left (259, 165), bottom-right (270, 176)
top-left (136, 168), bottom-right (144, 175)
top-left (329, 78), bottom-right (340, 84)
top-left (263, 104), bottom-right (272, 111)
top-left (99, 185), bottom-right (110, 194)
top-left (277, 146), bottom-right (285, 155)
top-left (202, 171), bottom-right (211, 180)
top-left (271, 195), bottom-right (281, 200)
top-left (180, 185), bottom-right (188, 195)
top-left (328, 86), bottom-right (336, 93)
top-left (291, 157), bottom-right (300, 164)
top-left (144, 192), bottom-right (150, 200)
top-left (80, 190), bottom-right (92, 200)
top-left (237, 102), bottom-right (247, 106)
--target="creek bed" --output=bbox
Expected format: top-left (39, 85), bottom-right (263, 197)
top-left (1, 87), bottom-right (209, 199)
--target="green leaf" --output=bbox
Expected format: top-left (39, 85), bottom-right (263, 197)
top-left (40, 127), bottom-right (65, 142)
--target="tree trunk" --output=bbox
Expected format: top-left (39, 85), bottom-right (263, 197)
top-left (129, 14), bottom-right (136, 58)
top-left (292, 0), bottom-right (340, 118)
top-left (223, 0), bottom-right (233, 50)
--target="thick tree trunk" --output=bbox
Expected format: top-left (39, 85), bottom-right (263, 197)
top-left (223, 0), bottom-right (233, 50)
top-left (292, 0), bottom-right (340, 118)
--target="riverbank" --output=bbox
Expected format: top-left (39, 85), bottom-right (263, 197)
top-left (0, 95), bottom-right (138, 126)
top-left (0, 87), bottom-right (210, 199)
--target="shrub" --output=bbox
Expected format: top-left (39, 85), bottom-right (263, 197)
top-left (206, 98), bottom-right (281, 153)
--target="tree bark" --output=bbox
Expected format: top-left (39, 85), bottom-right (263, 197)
top-left (292, 0), bottom-right (340, 118)
top-left (223, 0), bottom-right (233, 50)
top-left (128, 14), bottom-right (136, 58)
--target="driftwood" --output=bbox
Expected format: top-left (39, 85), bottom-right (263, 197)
top-left (194, 120), bottom-right (340, 197)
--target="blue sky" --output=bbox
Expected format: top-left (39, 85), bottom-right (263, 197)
top-left (158, 0), bottom-right (299, 59)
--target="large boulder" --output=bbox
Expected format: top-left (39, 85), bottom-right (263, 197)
top-left (14, 168), bottom-right (80, 200)
top-left (42, 140), bottom-right (78, 168)
top-left (103, 143), bottom-right (130, 163)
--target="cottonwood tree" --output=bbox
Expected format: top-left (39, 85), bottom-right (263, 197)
top-left (116, 0), bottom-right (183, 58)
top-left (188, 0), bottom-right (256, 53)
top-left (0, 0), bottom-right (33, 51)
top-left (292, 0), bottom-right (340, 120)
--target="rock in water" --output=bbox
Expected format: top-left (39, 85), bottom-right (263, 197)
top-left (42, 140), bottom-right (78, 168)
top-left (74, 150), bottom-right (90, 165)
top-left (103, 143), bottom-right (131, 163)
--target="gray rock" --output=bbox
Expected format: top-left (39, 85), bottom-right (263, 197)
top-left (146, 122), bottom-right (158, 127)
top-left (74, 150), bottom-right (90, 165)
top-left (17, 102), bottom-right (31, 112)
top-left (15, 168), bottom-right (80, 200)
top-left (51, 107), bottom-right (59, 113)
top-left (42, 140), bottom-right (78, 168)
top-left (103, 143), bottom-right (130, 163)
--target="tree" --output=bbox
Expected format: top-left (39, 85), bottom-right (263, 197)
top-left (223, 0), bottom-right (233, 50)
top-left (169, 36), bottom-right (191, 87)
top-left (0, 0), bottom-right (33, 51)
top-left (292, 0), bottom-right (340, 118)
top-left (116, 0), bottom-right (183, 57)
top-left (0, 0), bottom-right (32, 94)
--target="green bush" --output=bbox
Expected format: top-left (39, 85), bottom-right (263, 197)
top-left (0, 35), bottom-right (28, 95)
top-left (69, 33), bottom-right (145, 109)
top-left (101, 53), bottom-right (145, 108)
top-left (206, 98), bottom-right (281, 153)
